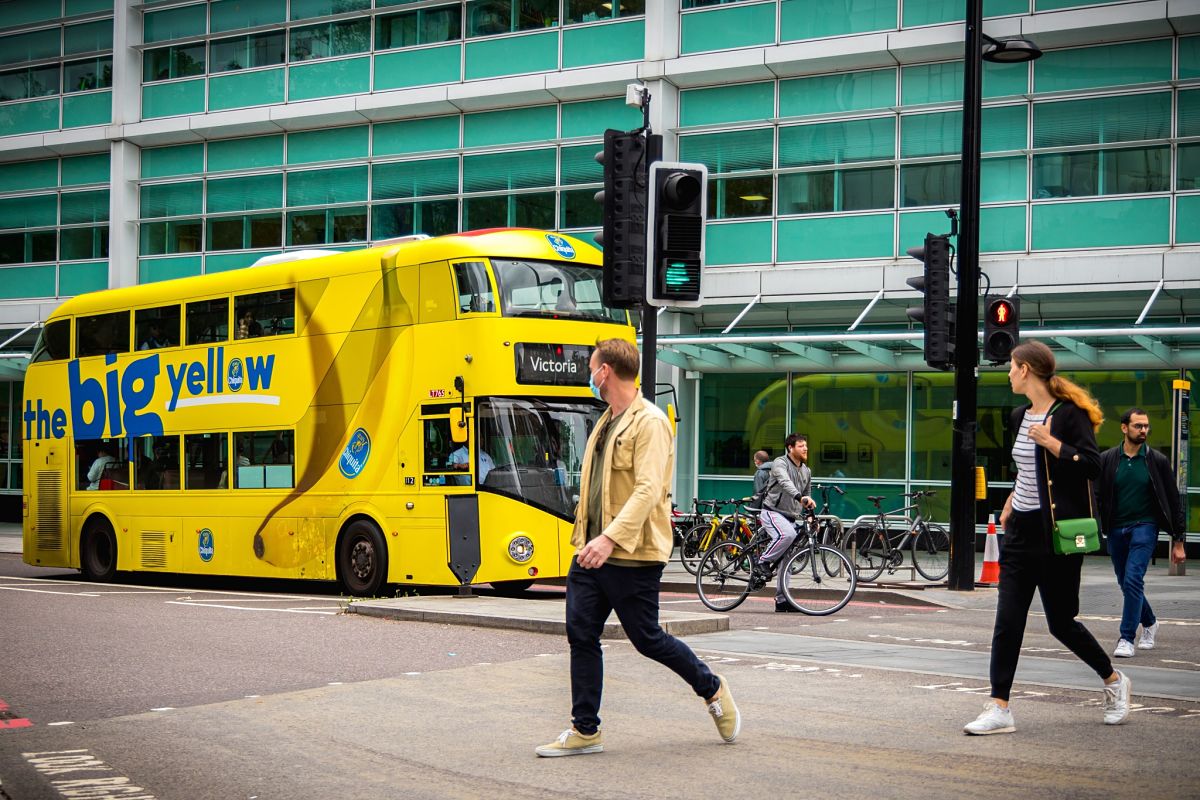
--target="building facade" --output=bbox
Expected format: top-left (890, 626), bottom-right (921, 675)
top-left (0, 0), bottom-right (1197, 531)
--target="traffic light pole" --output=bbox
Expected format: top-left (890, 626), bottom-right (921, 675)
top-left (949, 0), bottom-right (984, 591)
top-left (640, 108), bottom-right (662, 401)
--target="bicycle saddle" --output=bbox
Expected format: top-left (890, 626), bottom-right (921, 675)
top-left (867, 495), bottom-right (886, 502)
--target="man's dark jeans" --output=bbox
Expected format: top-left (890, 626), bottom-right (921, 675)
top-left (1109, 522), bottom-right (1158, 642)
top-left (566, 559), bottom-right (720, 735)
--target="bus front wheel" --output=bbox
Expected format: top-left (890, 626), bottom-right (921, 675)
top-left (80, 517), bottom-right (117, 582)
top-left (490, 579), bottom-right (534, 597)
top-left (337, 520), bottom-right (387, 597)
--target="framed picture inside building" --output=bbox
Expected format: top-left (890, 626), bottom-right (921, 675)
top-left (821, 441), bottom-right (846, 464)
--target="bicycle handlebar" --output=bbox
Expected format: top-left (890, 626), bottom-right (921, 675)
top-left (902, 490), bottom-right (937, 498)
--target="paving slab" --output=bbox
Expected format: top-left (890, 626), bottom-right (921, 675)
top-left (348, 594), bottom-right (729, 638)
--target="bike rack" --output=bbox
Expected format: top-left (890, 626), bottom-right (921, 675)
top-left (846, 514), bottom-right (921, 582)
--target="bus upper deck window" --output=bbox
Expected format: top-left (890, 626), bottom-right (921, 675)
top-left (454, 262), bottom-right (494, 314)
top-left (135, 305), bottom-right (181, 351)
top-left (31, 319), bottom-right (71, 362)
top-left (187, 298), bottom-right (229, 345)
top-left (76, 311), bottom-right (130, 358)
top-left (235, 289), bottom-right (295, 338)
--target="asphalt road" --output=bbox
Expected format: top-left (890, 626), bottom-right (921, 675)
top-left (2, 552), bottom-right (1198, 800)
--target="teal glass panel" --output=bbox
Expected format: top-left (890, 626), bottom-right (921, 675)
top-left (560, 144), bottom-right (601, 184)
top-left (978, 205), bottom-right (1025, 252)
top-left (59, 226), bottom-right (107, 260)
top-left (287, 57), bottom-right (369, 100)
top-left (141, 79), bottom-right (205, 119)
top-left (1035, 40), bottom-right (1172, 94)
top-left (373, 115), bottom-right (460, 155)
top-left (289, 0), bottom-right (370, 20)
top-left (464, 32), bottom-right (556, 80)
top-left (138, 218), bottom-right (202, 255)
top-left (464, 105), bottom-right (556, 148)
top-left (61, 190), bottom-right (109, 224)
top-left (705, 221), bottom-right (772, 266)
top-left (62, 91), bottom-right (111, 128)
top-left (981, 156), bottom-right (1026, 202)
top-left (286, 165), bottom-right (368, 205)
top-left (1182, 36), bottom-right (1200, 81)
top-left (901, 105), bottom-right (1026, 157)
top-left (144, 4), bottom-right (208, 43)
top-left (462, 149), bottom-right (555, 191)
top-left (206, 251), bottom-right (270, 273)
top-left (562, 19), bottom-right (642, 68)
top-left (372, 157), bottom-right (458, 199)
top-left (208, 135), bottom-right (283, 172)
top-left (680, 128), bottom-right (774, 173)
top-left (1177, 196), bottom-right (1200, 244)
top-left (0, 29), bottom-right (60, 67)
top-left (140, 182), bottom-right (203, 218)
top-left (139, 255), bottom-right (203, 283)
top-left (902, 0), bottom-right (1027, 27)
top-left (1180, 144), bottom-right (1200, 190)
top-left (1033, 93), bottom-right (1169, 148)
top-left (0, 195), bottom-right (56, 229)
top-left (0, 99), bottom-right (58, 137)
top-left (207, 173), bottom-right (282, 212)
top-left (779, 118), bottom-right (893, 166)
top-left (287, 126), bottom-right (369, 164)
top-left (65, 21), bottom-right (114, 55)
top-left (141, 143), bottom-right (203, 179)
top-left (778, 166), bottom-right (893, 214)
top-left (373, 45), bottom-right (460, 90)
top-left (779, 69), bottom-right (895, 118)
top-left (1035, 0), bottom-right (1123, 7)
top-left (776, 213), bottom-right (893, 261)
top-left (211, 0), bottom-right (287, 33)
top-left (59, 261), bottom-right (108, 296)
top-left (1, 0), bottom-right (60, 25)
top-left (0, 160), bottom-right (58, 193)
top-left (780, 0), bottom-right (896, 41)
top-left (372, 199), bottom-right (458, 238)
top-left (1032, 198), bottom-right (1169, 249)
top-left (1180, 90), bottom-right (1200, 138)
top-left (0, 266), bottom-right (55, 300)
top-left (561, 98), bottom-right (641, 139)
top-left (681, 3), bottom-right (776, 54)
top-left (680, 82), bottom-right (774, 127)
top-left (902, 60), bottom-right (1027, 105)
top-left (899, 209), bottom-right (948, 253)
top-left (66, 0), bottom-right (114, 13)
top-left (208, 68), bottom-right (284, 110)
top-left (61, 154), bottom-right (109, 187)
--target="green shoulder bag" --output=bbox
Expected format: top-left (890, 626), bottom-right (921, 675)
top-left (1042, 403), bottom-right (1100, 555)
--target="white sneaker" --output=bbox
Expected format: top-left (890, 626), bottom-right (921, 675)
top-left (1102, 671), bottom-right (1131, 725)
top-left (963, 702), bottom-right (1015, 735)
top-left (1137, 622), bottom-right (1159, 650)
top-left (1113, 639), bottom-right (1135, 658)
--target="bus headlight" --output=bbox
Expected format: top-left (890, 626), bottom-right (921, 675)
top-left (508, 535), bottom-right (534, 563)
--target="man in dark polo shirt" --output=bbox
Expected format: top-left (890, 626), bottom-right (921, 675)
top-left (1097, 407), bottom-right (1186, 659)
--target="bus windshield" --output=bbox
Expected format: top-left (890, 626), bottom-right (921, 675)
top-left (476, 396), bottom-right (604, 519)
top-left (490, 259), bottom-right (624, 323)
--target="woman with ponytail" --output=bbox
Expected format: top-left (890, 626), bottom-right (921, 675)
top-left (964, 340), bottom-right (1131, 735)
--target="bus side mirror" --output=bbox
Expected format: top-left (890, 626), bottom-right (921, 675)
top-left (449, 408), bottom-right (468, 444)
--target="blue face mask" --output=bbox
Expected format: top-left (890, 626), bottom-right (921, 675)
top-left (588, 367), bottom-right (605, 400)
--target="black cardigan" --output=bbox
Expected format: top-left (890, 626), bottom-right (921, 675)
top-left (1097, 444), bottom-right (1186, 542)
top-left (1009, 400), bottom-right (1101, 550)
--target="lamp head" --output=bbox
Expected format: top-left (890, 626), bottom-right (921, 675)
top-left (982, 36), bottom-right (1042, 63)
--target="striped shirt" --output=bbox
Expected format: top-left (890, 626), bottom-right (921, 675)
top-left (1011, 410), bottom-right (1047, 511)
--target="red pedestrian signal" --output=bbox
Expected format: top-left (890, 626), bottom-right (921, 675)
top-left (983, 295), bottom-right (1020, 363)
top-left (990, 299), bottom-right (1013, 326)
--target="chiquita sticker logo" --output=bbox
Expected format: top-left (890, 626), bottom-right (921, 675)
top-left (339, 428), bottom-right (371, 479)
top-left (545, 234), bottom-right (575, 260)
top-left (227, 358), bottom-right (244, 392)
top-left (198, 528), bottom-right (214, 562)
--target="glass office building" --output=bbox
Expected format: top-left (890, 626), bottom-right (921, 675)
top-left (0, 0), bottom-right (1196, 530)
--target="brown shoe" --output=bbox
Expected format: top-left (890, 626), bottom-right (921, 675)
top-left (706, 675), bottom-right (741, 743)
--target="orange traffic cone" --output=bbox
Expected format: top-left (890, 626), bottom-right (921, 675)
top-left (978, 515), bottom-right (1000, 586)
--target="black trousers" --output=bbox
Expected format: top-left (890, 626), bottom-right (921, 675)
top-left (989, 514), bottom-right (1113, 701)
top-left (566, 559), bottom-right (720, 735)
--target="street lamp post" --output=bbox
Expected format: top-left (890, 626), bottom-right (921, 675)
top-left (948, 2), bottom-right (1041, 591)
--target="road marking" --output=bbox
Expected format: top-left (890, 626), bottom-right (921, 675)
top-left (916, 683), bottom-right (1200, 719)
top-left (165, 601), bottom-right (336, 615)
top-left (1161, 659), bottom-right (1200, 669)
top-left (0, 586), bottom-right (101, 597)
top-left (868, 633), bottom-right (975, 647)
top-left (46, 722), bottom-right (74, 726)
top-left (0, 573), bottom-right (334, 602)
top-left (22, 749), bottom-right (157, 799)
top-left (150, 708), bottom-right (174, 712)
top-left (0, 697), bottom-right (31, 729)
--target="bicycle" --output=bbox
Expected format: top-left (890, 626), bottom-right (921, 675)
top-left (671, 498), bottom-right (715, 551)
top-left (810, 483), bottom-right (847, 573)
top-left (678, 498), bottom-right (757, 575)
top-left (695, 507), bottom-right (857, 615)
top-left (845, 490), bottom-right (949, 582)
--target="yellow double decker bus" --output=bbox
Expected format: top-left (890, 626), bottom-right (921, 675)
top-left (21, 228), bottom-right (633, 596)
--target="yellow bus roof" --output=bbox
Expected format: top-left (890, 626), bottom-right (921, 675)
top-left (50, 229), bottom-right (602, 321)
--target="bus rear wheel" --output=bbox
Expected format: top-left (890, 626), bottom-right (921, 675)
top-left (337, 520), bottom-right (387, 597)
top-left (80, 517), bottom-right (117, 582)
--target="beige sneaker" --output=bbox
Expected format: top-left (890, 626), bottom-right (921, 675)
top-left (706, 675), bottom-right (741, 743)
top-left (534, 728), bottom-right (603, 757)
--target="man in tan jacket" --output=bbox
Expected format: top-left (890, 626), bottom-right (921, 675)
top-left (536, 338), bottom-right (740, 757)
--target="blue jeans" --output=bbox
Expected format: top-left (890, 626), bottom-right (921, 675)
top-left (566, 559), bottom-right (720, 735)
top-left (1108, 522), bottom-right (1158, 642)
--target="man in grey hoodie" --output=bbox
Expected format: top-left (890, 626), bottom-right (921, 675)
top-left (758, 434), bottom-right (816, 612)
top-left (749, 450), bottom-right (772, 508)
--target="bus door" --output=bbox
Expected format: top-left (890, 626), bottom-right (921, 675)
top-left (420, 404), bottom-right (480, 585)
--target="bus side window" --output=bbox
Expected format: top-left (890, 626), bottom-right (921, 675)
top-left (32, 318), bottom-right (71, 362)
top-left (453, 262), bottom-right (494, 315)
top-left (77, 438), bottom-right (129, 491)
top-left (187, 298), bottom-right (229, 346)
top-left (422, 417), bottom-right (463, 486)
top-left (135, 305), bottom-right (180, 351)
top-left (77, 311), bottom-right (130, 357)
top-left (184, 432), bottom-right (228, 489)
top-left (235, 289), bottom-right (295, 339)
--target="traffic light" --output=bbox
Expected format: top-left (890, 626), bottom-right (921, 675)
top-left (983, 295), bottom-right (1020, 363)
top-left (906, 233), bottom-right (955, 371)
top-left (594, 129), bottom-right (648, 309)
top-left (645, 161), bottom-right (708, 308)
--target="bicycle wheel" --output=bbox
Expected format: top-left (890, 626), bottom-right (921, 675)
top-left (911, 522), bottom-right (950, 581)
top-left (678, 523), bottom-right (711, 575)
top-left (695, 541), bottom-right (756, 612)
top-left (780, 544), bottom-right (857, 616)
top-left (818, 520), bottom-right (846, 577)
top-left (845, 525), bottom-right (887, 582)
